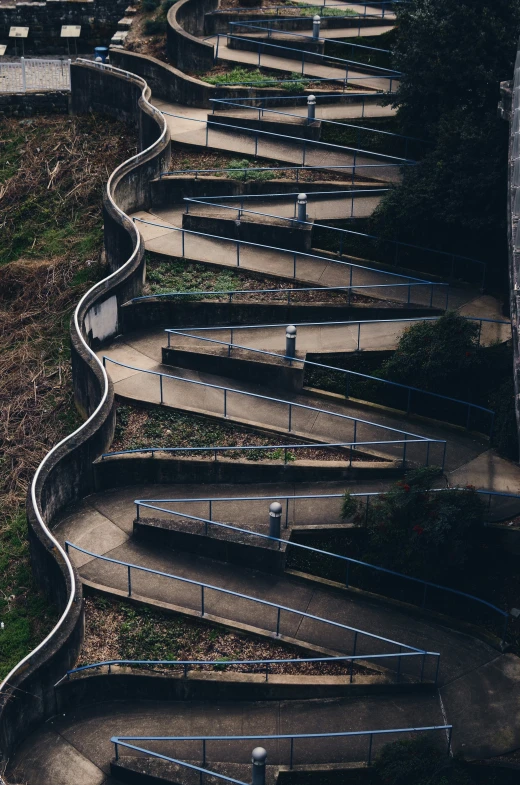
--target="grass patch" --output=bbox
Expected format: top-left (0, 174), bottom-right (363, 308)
top-left (200, 65), bottom-right (312, 91)
top-left (145, 254), bottom-right (242, 295)
top-left (78, 594), bottom-right (371, 677)
top-left (0, 113), bottom-right (137, 679)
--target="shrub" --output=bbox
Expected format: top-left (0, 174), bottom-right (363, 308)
top-left (374, 736), bottom-right (476, 785)
top-left (144, 18), bottom-right (167, 34)
top-left (141, 0), bottom-right (160, 10)
top-left (356, 467), bottom-right (484, 583)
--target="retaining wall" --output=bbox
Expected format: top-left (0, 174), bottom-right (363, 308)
top-left (0, 61), bottom-right (169, 767)
top-left (167, 0), bottom-right (218, 73)
top-left (0, 0), bottom-right (128, 54)
top-left (0, 90), bottom-right (70, 117)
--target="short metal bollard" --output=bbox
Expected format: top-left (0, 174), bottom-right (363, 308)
top-left (297, 193), bottom-right (307, 223)
top-left (269, 502), bottom-right (282, 539)
top-left (307, 94), bottom-right (316, 123)
top-left (286, 325), bottom-right (297, 359)
top-left (252, 747), bottom-right (267, 785)
top-left (312, 14), bottom-right (321, 39)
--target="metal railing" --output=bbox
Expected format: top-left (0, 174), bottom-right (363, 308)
top-left (132, 491), bottom-right (509, 643)
top-left (134, 488), bottom-right (520, 527)
top-left (101, 439), bottom-right (441, 469)
top-left (227, 20), bottom-right (393, 53)
top-left (160, 109), bottom-right (410, 181)
top-left (209, 97), bottom-right (426, 158)
top-left (64, 540), bottom-right (441, 681)
top-left (160, 162), bottom-right (400, 182)
top-left (163, 320), bottom-right (496, 435)
top-left (109, 725), bottom-right (452, 781)
top-left (215, 34), bottom-right (399, 88)
top-left (132, 280), bottom-right (449, 308)
top-left (0, 57), bottom-right (71, 94)
top-left (101, 354), bottom-right (447, 468)
top-left (62, 650), bottom-right (427, 683)
top-left (132, 217), bottom-right (450, 310)
top-left (180, 192), bottom-right (487, 284)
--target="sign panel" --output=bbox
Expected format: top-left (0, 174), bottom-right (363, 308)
top-left (61, 25), bottom-right (81, 38)
top-left (0, 45), bottom-right (6, 56)
top-left (9, 27), bottom-right (29, 38)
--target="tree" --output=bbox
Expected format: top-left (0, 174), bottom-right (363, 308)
top-left (370, 0), bottom-right (520, 278)
top-left (377, 311), bottom-right (479, 393)
top-left (345, 467), bottom-right (484, 583)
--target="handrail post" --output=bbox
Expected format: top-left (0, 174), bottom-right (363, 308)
top-left (127, 565), bottom-right (132, 597)
top-left (201, 585), bottom-right (205, 616)
top-left (114, 742), bottom-right (119, 762)
top-left (447, 727), bottom-right (453, 756)
top-left (367, 734), bottom-right (373, 765)
top-left (276, 607), bottom-right (281, 636)
top-left (224, 389), bottom-right (227, 418)
top-left (160, 374), bottom-right (163, 405)
top-left (289, 737), bottom-right (294, 769)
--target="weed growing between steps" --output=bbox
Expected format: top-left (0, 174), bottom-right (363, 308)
top-left (111, 403), bottom-right (380, 462)
top-left (144, 251), bottom-right (378, 304)
top-left (79, 594), bottom-right (374, 677)
top-left (0, 114), bottom-right (137, 680)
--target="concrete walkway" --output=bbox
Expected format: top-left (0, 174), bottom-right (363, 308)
top-left (210, 99), bottom-right (397, 122)
top-left (155, 100), bottom-right (403, 183)
top-left (8, 695), bottom-right (441, 785)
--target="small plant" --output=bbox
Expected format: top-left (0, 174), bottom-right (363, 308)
top-left (141, 0), bottom-right (160, 11)
top-left (214, 656), bottom-right (231, 671)
top-left (144, 18), bottom-right (167, 34)
top-left (226, 158), bottom-right (276, 182)
top-left (340, 490), bottom-right (359, 520)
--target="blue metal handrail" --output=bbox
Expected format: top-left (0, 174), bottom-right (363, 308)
top-left (180, 193), bottom-right (487, 283)
top-left (109, 725), bottom-right (452, 776)
top-left (101, 354), bottom-right (444, 448)
top-left (64, 541), bottom-right (439, 664)
top-left (209, 98), bottom-right (426, 147)
top-left (227, 20), bottom-right (394, 58)
top-left (131, 216), bottom-right (452, 306)
top-left (132, 280), bottom-right (448, 308)
top-left (160, 108), bottom-right (411, 169)
top-left (101, 439), bottom-right (440, 470)
top-left (133, 499), bottom-right (509, 643)
top-left (213, 1), bottom-right (397, 16)
top-left (163, 326), bottom-right (495, 436)
top-left (216, 34), bottom-right (400, 79)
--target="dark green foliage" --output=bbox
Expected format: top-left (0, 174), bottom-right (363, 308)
top-left (141, 0), bottom-right (160, 10)
top-left (378, 312), bottom-right (479, 392)
top-left (370, 0), bottom-right (520, 283)
top-left (358, 467), bottom-right (484, 582)
top-left (374, 737), bottom-right (475, 785)
top-left (144, 18), bottom-right (167, 34)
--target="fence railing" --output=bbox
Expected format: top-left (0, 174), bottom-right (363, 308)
top-left (134, 488), bottom-right (520, 527)
top-left (160, 162), bottom-right (398, 182)
top-left (65, 540), bottom-right (441, 680)
top-left (61, 650), bottom-right (427, 684)
top-left (179, 192), bottom-right (487, 285)
top-left (101, 354), bottom-right (447, 469)
top-left (133, 491), bottom-right (509, 644)
top-left (209, 98), bottom-right (426, 158)
top-left (163, 320), bottom-right (496, 435)
top-left (0, 57), bottom-right (71, 94)
top-left (132, 217), bottom-right (450, 310)
top-left (216, 34), bottom-right (399, 90)
top-left (109, 725), bottom-right (452, 782)
top-left (132, 280), bottom-right (449, 308)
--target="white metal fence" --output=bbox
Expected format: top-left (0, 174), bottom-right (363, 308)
top-left (0, 58), bottom-right (71, 94)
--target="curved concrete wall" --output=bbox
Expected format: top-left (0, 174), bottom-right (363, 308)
top-left (167, 0), bottom-right (218, 73)
top-left (0, 60), bottom-right (170, 766)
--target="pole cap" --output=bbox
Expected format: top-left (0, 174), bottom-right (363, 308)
top-left (313, 14), bottom-right (321, 21)
top-left (252, 747), bottom-right (267, 765)
top-left (269, 502), bottom-right (283, 517)
top-left (307, 94), bottom-right (316, 105)
top-left (297, 193), bottom-right (307, 204)
top-left (286, 324), bottom-right (297, 337)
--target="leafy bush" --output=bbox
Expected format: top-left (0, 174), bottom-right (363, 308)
top-left (144, 18), bottom-right (167, 34)
top-left (374, 737), bottom-right (475, 785)
top-left (226, 158), bottom-right (275, 182)
top-left (370, 0), bottom-right (520, 282)
top-left (352, 467), bottom-right (484, 583)
top-left (378, 312), bottom-right (479, 393)
top-left (141, 0), bottom-right (160, 10)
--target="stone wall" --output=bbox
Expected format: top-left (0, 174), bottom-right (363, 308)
top-left (0, 90), bottom-right (70, 117)
top-left (0, 0), bottom-right (128, 55)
